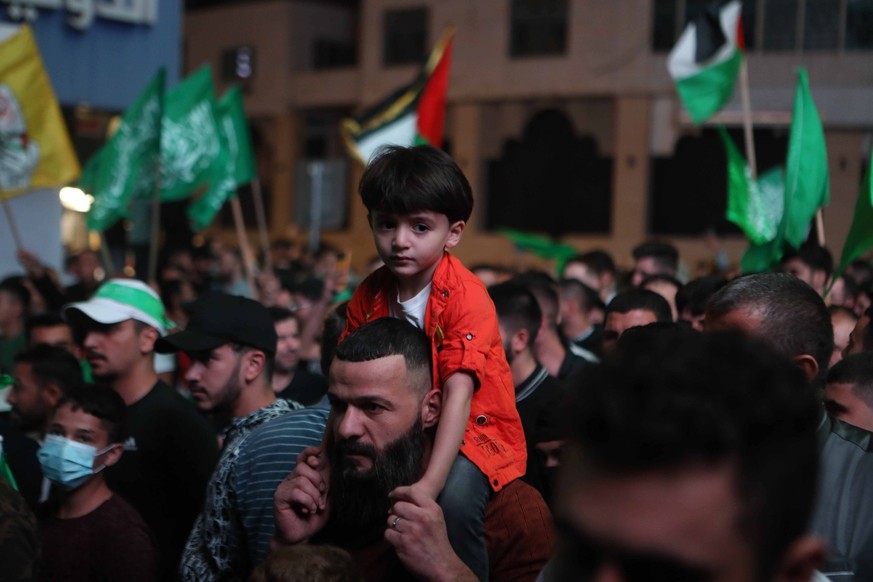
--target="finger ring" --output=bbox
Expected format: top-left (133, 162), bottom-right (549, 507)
top-left (391, 516), bottom-right (401, 529)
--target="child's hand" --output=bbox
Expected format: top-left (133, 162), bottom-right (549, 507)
top-left (397, 479), bottom-right (441, 501)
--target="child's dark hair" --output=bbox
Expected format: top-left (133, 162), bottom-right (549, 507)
top-left (359, 145), bottom-right (473, 223)
top-left (55, 383), bottom-right (126, 444)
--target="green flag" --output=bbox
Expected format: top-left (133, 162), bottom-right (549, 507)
top-left (832, 163), bottom-right (873, 284)
top-left (498, 229), bottom-right (577, 272)
top-left (720, 129), bottom-right (784, 245)
top-left (781, 69), bottom-right (829, 249)
top-left (187, 87), bottom-right (255, 231)
top-left (159, 66), bottom-right (224, 202)
top-left (86, 69), bottom-right (165, 231)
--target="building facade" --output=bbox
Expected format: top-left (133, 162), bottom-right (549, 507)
top-left (186, 0), bottom-right (873, 273)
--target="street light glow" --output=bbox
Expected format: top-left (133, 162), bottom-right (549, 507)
top-left (59, 187), bottom-right (94, 213)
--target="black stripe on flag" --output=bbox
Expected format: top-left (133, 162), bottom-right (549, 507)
top-left (694, 3), bottom-right (728, 63)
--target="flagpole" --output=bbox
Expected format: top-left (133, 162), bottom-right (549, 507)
top-left (1, 198), bottom-right (23, 251)
top-left (739, 59), bottom-right (758, 180)
top-left (251, 178), bottom-right (272, 272)
top-left (97, 231), bottom-right (114, 277)
top-left (815, 210), bottom-right (826, 245)
top-left (148, 171), bottom-right (161, 284)
top-left (230, 197), bottom-right (258, 300)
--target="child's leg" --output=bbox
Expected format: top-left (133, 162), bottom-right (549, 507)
top-left (436, 454), bottom-right (490, 581)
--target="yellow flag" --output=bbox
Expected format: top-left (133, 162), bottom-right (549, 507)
top-left (0, 25), bottom-right (80, 199)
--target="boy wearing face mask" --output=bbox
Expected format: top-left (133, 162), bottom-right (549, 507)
top-left (38, 383), bottom-right (156, 582)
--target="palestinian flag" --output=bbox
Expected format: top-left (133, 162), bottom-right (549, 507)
top-left (342, 28), bottom-right (454, 164)
top-left (668, 1), bottom-right (744, 124)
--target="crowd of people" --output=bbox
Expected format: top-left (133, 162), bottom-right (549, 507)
top-left (1, 144), bottom-right (873, 581)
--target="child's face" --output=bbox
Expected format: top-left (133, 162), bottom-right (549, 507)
top-left (48, 403), bottom-right (112, 468)
top-left (370, 210), bottom-right (464, 287)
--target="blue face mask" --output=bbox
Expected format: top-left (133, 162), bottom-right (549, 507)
top-left (38, 434), bottom-right (113, 491)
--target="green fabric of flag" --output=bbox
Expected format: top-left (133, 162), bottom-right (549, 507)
top-left (159, 66), bottom-right (224, 202)
top-left (86, 69), bottom-right (165, 231)
top-left (781, 69), bottom-right (830, 249)
top-left (498, 229), bottom-right (577, 271)
top-left (187, 87), bottom-right (255, 231)
top-left (720, 129), bottom-right (784, 245)
top-left (832, 164), bottom-right (873, 284)
top-left (0, 435), bottom-right (18, 491)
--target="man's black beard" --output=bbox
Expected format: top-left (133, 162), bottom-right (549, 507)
top-left (326, 417), bottom-right (425, 546)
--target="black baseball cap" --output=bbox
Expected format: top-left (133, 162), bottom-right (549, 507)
top-left (155, 293), bottom-right (277, 355)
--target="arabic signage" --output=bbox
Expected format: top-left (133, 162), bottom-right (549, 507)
top-left (1, 0), bottom-right (180, 109)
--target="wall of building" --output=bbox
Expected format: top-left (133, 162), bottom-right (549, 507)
top-left (186, 0), bottom-right (873, 275)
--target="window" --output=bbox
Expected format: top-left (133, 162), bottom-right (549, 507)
top-left (846, 0), bottom-right (873, 50)
top-left (509, 0), bottom-right (568, 58)
top-left (653, 0), bottom-right (872, 53)
top-left (383, 8), bottom-right (427, 66)
top-left (313, 39), bottom-right (356, 70)
top-left (804, 0), bottom-right (839, 50)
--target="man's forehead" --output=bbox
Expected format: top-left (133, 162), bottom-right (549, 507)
top-left (328, 355), bottom-right (411, 393)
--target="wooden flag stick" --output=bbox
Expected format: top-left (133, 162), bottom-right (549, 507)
top-left (1, 198), bottom-right (23, 251)
top-left (148, 180), bottom-right (161, 284)
top-left (97, 231), bottom-right (114, 277)
top-left (230, 196), bottom-right (258, 300)
top-left (251, 178), bottom-right (272, 272)
top-left (815, 209), bottom-right (826, 246)
top-left (739, 59), bottom-right (758, 179)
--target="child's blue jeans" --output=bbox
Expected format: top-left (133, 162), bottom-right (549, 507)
top-left (437, 454), bottom-right (491, 581)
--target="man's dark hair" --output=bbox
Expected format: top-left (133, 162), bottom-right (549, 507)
top-left (56, 383), bottom-right (126, 443)
top-left (489, 282), bottom-right (542, 347)
top-left (14, 345), bottom-right (82, 393)
top-left (563, 331), bottom-right (819, 581)
top-left (834, 274), bottom-right (860, 305)
top-left (605, 289), bottom-right (672, 323)
top-left (675, 275), bottom-right (728, 317)
top-left (512, 273), bottom-right (559, 332)
top-left (24, 312), bottom-right (70, 343)
top-left (781, 243), bottom-right (834, 279)
top-left (848, 260), bottom-right (873, 287)
top-left (558, 278), bottom-right (601, 315)
top-left (706, 273), bottom-right (833, 382)
top-left (0, 276), bottom-right (31, 313)
top-left (268, 306), bottom-right (298, 325)
top-left (827, 353), bottom-right (873, 410)
top-left (359, 145), bottom-right (473, 224)
top-left (335, 318), bottom-right (432, 395)
top-left (321, 302), bottom-right (348, 377)
top-left (632, 242), bottom-right (679, 272)
top-left (563, 250), bottom-right (616, 277)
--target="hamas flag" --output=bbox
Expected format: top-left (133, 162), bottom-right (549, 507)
top-left (342, 28), bottom-right (454, 164)
top-left (668, 1), bottom-right (744, 124)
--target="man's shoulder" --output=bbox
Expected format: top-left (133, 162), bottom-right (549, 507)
top-left (240, 402), bottom-right (330, 453)
top-left (828, 418), bottom-right (873, 451)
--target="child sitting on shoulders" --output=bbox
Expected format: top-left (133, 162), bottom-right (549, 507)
top-left (343, 145), bottom-right (527, 580)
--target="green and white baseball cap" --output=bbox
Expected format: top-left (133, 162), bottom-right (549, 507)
top-left (63, 279), bottom-right (174, 336)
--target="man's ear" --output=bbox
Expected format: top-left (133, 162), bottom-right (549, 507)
top-left (420, 388), bottom-right (442, 429)
top-left (101, 443), bottom-right (124, 468)
top-left (138, 325), bottom-right (159, 354)
top-left (243, 350), bottom-right (266, 382)
top-left (773, 535), bottom-right (825, 582)
top-left (511, 328), bottom-right (528, 356)
top-left (791, 354), bottom-right (820, 384)
top-left (444, 221), bottom-right (466, 250)
top-left (41, 382), bottom-right (64, 410)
